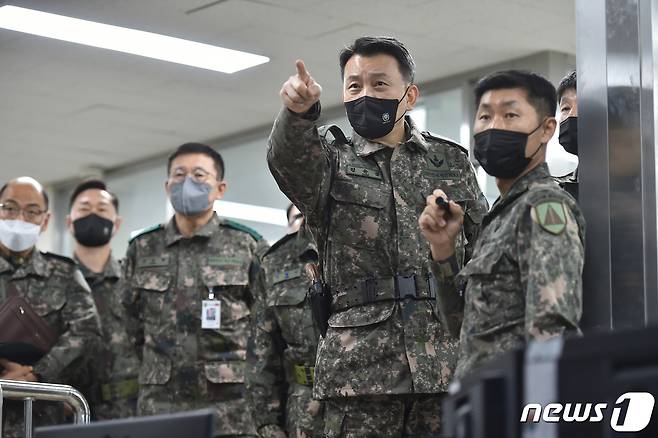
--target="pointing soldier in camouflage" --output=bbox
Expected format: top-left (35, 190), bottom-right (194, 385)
top-left (0, 177), bottom-right (102, 437)
top-left (267, 36), bottom-right (488, 437)
top-left (124, 143), bottom-right (268, 437)
top-left (420, 70), bottom-right (586, 379)
top-left (246, 204), bottom-right (322, 438)
top-left (67, 179), bottom-right (139, 420)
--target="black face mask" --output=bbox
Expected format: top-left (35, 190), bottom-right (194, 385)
top-left (344, 86), bottom-right (410, 140)
top-left (473, 123), bottom-right (545, 179)
top-left (558, 116), bottom-right (578, 156)
top-left (73, 214), bottom-right (114, 247)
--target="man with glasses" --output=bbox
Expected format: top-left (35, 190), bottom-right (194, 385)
top-left (124, 143), bottom-right (269, 437)
top-left (0, 176), bottom-right (101, 437)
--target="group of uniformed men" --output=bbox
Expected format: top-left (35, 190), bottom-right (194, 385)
top-left (0, 36), bottom-right (582, 437)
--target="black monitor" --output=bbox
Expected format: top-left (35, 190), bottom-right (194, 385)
top-left (442, 348), bottom-right (525, 438)
top-left (553, 325), bottom-right (658, 437)
top-left (34, 408), bottom-right (215, 438)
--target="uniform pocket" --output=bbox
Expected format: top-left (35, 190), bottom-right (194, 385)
top-left (329, 180), bottom-right (386, 249)
top-left (204, 361), bottom-right (245, 384)
top-left (138, 347), bottom-right (171, 385)
top-left (459, 243), bottom-right (523, 334)
top-left (328, 301), bottom-right (396, 328)
top-left (132, 269), bottom-right (171, 325)
top-left (267, 278), bottom-right (315, 345)
top-left (201, 266), bottom-right (250, 323)
top-left (203, 361), bottom-right (247, 404)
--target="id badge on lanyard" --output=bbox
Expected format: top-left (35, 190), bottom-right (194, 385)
top-left (201, 286), bottom-right (221, 329)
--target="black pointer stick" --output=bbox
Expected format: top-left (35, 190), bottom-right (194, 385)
top-left (436, 196), bottom-right (452, 217)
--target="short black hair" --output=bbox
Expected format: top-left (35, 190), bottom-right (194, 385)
top-left (474, 70), bottom-right (557, 120)
top-left (339, 36), bottom-right (415, 83)
top-left (69, 179), bottom-right (119, 212)
top-left (167, 143), bottom-right (225, 180)
top-left (0, 180), bottom-right (49, 210)
top-left (557, 70), bottom-right (577, 102)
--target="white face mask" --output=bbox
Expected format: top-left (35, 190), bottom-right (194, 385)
top-left (0, 219), bottom-right (41, 252)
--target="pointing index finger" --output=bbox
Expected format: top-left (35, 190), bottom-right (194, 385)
top-left (296, 59), bottom-right (310, 82)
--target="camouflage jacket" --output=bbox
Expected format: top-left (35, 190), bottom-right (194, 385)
top-left (432, 163), bottom-right (585, 378)
top-left (246, 229), bottom-right (322, 437)
top-left (123, 213), bottom-right (268, 436)
top-left (267, 106), bottom-right (488, 399)
top-left (76, 254), bottom-right (139, 420)
top-left (0, 249), bottom-right (101, 436)
top-left (554, 167), bottom-right (578, 200)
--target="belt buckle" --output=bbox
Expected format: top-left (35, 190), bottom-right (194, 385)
top-left (294, 365), bottom-right (315, 386)
top-left (396, 275), bottom-right (417, 299)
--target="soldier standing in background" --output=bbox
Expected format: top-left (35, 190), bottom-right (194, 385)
top-left (68, 179), bottom-right (139, 419)
top-left (124, 143), bottom-right (268, 437)
top-left (247, 204), bottom-right (323, 438)
top-left (0, 177), bottom-right (101, 436)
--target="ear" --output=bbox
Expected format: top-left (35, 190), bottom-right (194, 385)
top-left (113, 215), bottom-right (123, 235)
top-left (66, 214), bottom-right (73, 233)
top-left (540, 117), bottom-right (557, 144)
top-left (40, 212), bottom-right (51, 234)
top-left (215, 180), bottom-right (228, 201)
top-left (405, 84), bottom-right (420, 111)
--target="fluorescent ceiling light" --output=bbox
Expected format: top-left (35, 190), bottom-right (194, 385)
top-left (0, 5), bottom-right (269, 73)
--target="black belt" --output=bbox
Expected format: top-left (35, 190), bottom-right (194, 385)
top-left (332, 273), bottom-right (437, 311)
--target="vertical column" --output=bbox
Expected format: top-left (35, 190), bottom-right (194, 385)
top-left (576, 0), bottom-right (658, 331)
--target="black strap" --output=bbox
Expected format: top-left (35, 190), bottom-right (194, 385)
top-left (333, 274), bottom-right (437, 311)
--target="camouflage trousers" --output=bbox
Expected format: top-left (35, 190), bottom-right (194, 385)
top-left (323, 394), bottom-right (443, 438)
top-left (285, 384), bottom-right (325, 438)
top-left (2, 401), bottom-right (66, 438)
top-left (93, 397), bottom-right (138, 421)
top-left (138, 380), bottom-right (258, 437)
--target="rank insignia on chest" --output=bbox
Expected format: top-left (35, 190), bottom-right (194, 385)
top-left (532, 201), bottom-right (567, 235)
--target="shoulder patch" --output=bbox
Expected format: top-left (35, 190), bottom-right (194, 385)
top-left (531, 200), bottom-right (567, 235)
top-left (41, 251), bottom-right (76, 266)
top-left (222, 219), bottom-right (263, 241)
top-left (422, 131), bottom-right (469, 156)
top-left (129, 223), bottom-right (164, 244)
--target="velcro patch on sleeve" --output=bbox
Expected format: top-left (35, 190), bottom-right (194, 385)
top-left (531, 200), bottom-right (567, 235)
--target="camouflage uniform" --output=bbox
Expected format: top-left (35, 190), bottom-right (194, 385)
top-left (124, 213), bottom-right (269, 437)
top-left (267, 106), bottom-right (488, 437)
top-left (432, 163), bottom-right (585, 379)
top-left (0, 250), bottom-right (101, 437)
top-left (554, 167), bottom-right (578, 200)
top-left (75, 254), bottom-right (139, 420)
top-left (246, 229), bottom-right (322, 438)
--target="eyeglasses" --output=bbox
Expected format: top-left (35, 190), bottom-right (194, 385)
top-left (169, 167), bottom-right (217, 184)
top-left (0, 202), bottom-right (47, 222)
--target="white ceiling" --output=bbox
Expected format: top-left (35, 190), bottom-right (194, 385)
top-left (0, 0), bottom-right (575, 185)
